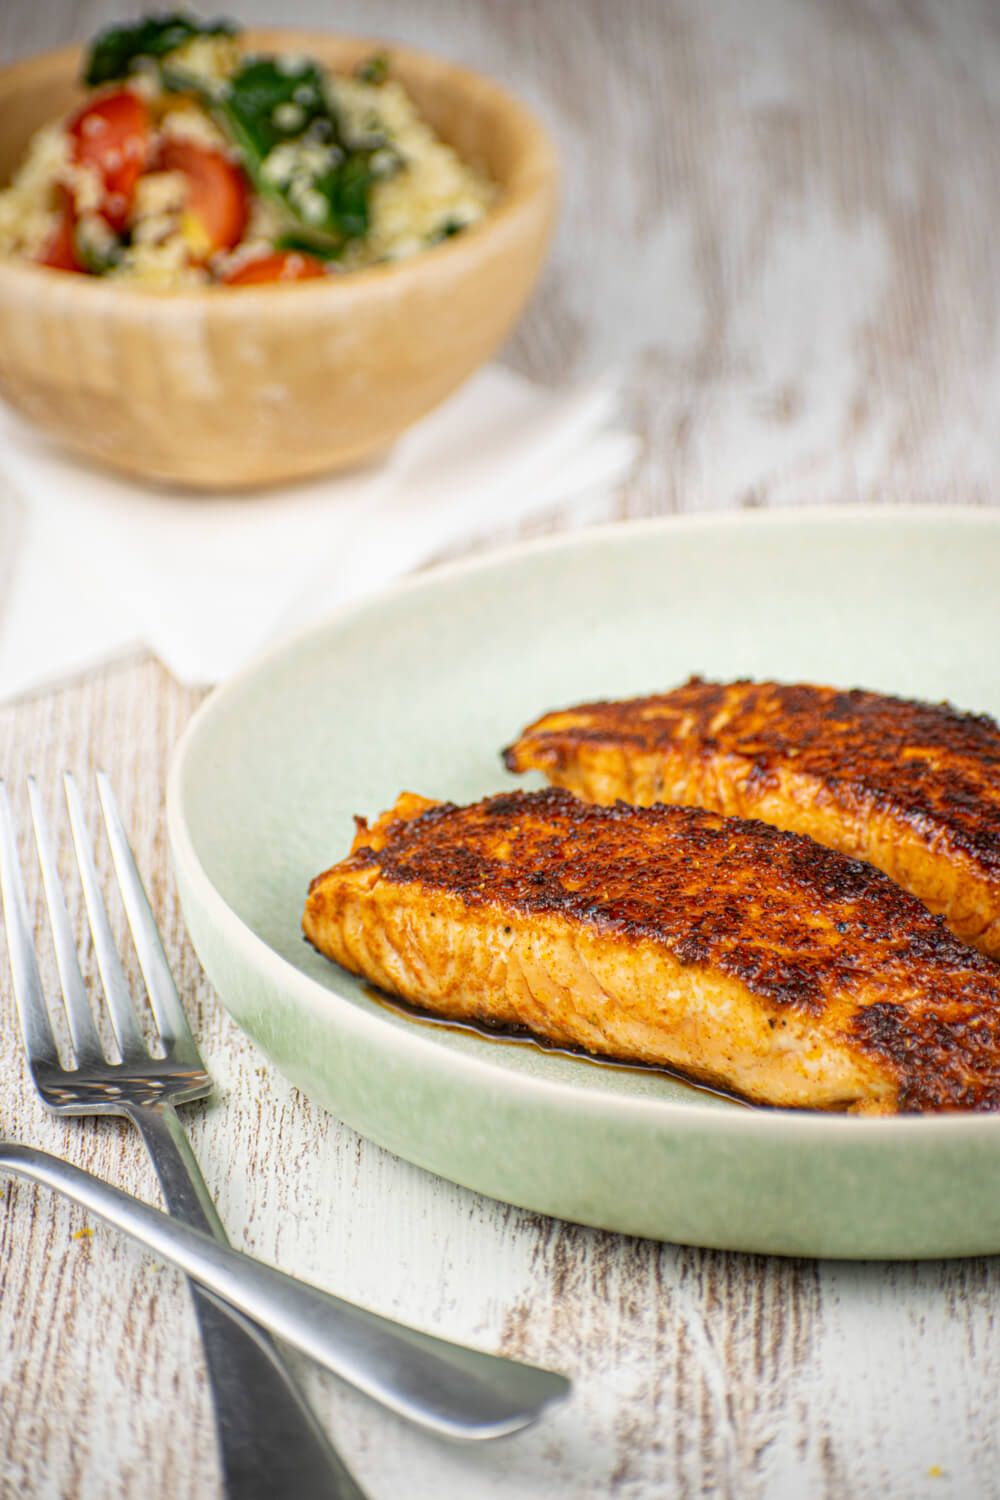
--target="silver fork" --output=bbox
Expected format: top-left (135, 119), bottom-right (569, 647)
top-left (0, 772), bottom-right (369, 1498)
top-left (0, 774), bottom-right (571, 1453)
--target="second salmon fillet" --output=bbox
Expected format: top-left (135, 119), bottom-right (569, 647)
top-left (303, 788), bottom-right (1000, 1114)
top-left (504, 679), bottom-right (1000, 958)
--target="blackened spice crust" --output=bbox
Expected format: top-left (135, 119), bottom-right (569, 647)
top-left (343, 788), bottom-right (1000, 1111)
top-left (505, 678), bottom-right (1000, 873)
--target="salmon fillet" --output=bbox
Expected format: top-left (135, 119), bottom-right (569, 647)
top-left (303, 788), bottom-right (1000, 1114)
top-left (504, 679), bottom-right (1000, 959)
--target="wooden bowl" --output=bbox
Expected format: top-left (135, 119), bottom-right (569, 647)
top-left (0, 30), bottom-right (557, 490)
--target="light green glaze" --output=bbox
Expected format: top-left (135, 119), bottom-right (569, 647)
top-left (167, 506), bottom-right (1000, 1259)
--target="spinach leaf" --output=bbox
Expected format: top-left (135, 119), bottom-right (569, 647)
top-left (221, 57), bottom-right (332, 160)
top-left (309, 150), bottom-right (378, 241)
top-left (202, 56), bottom-right (399, 247)
top-left (84, 12), bottom-right (236, 87)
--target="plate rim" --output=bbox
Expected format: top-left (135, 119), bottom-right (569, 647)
top-left (167, 502), bottom-right (1000, 1144)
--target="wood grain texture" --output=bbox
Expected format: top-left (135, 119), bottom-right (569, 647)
top-left (0, 1), bottom-right (998, 1497)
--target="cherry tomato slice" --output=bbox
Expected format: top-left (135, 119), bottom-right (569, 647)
top-left (37, 189), bottom-right (84, 272)
top-left (158, 139), bottom-right (250, 260)
top-left (68, 90), bottom-right (150, 233)
top-left (222, 250), bottom-right (328, 286)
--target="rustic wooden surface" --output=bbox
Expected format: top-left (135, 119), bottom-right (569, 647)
top-left (1, 2), bottom-right (999, 1498)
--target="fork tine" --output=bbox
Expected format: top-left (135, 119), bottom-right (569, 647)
top-left (96, 771), bottom-right (202, 1068)
top-left (27, 778), bottom-right (106, 1071)
top-left (0, 781), bottom-right (61, 1072)
top-left (63, 771), bottom-right (148, 1064)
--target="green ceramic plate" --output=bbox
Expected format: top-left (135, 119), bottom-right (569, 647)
top-left (168, 506), bottom-right (1000, 1259)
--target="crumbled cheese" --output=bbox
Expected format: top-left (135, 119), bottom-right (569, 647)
top-left (130, 170), bottom-right (187, 246)
top-left (259, 143), bottom-right (297, 188)
top-left (126, 61), bottom-right (163, 101)
top-left (294, 186), bottom-right (329, 224)
top-left (273, 102), bottom-right (306, 134)
top-left (166, 33), bottom-right (240, 87)
top-left (275, 52), bottom-right (310, 77)
top-left (261, 140), bottom-right (339, 189)
top-left (115, 234), bottom-right (210, 287)
top-left (133, 169), bottom-right (187, 220)
top-left (159, 106), bottom-right (229, 152)
top-left (63, 160), bottom-right (105, 216)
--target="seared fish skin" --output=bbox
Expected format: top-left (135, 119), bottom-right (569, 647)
top-left (303, 788), bottom-right (1000, 1114)
top-left (504, 679), bottom-right (1000, 959)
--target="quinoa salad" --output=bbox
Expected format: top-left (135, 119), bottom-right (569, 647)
top-left (0, 13), bottom-right (495, 287)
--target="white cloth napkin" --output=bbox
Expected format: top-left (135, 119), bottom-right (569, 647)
top-left (0, 365), bottom-right (638, 702)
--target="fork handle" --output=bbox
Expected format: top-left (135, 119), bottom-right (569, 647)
top-left (127, 1103), bottom-right (368, 1500)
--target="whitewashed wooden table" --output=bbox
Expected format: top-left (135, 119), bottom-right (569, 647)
top-left (1, 2), bottom-right (999, 1497)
